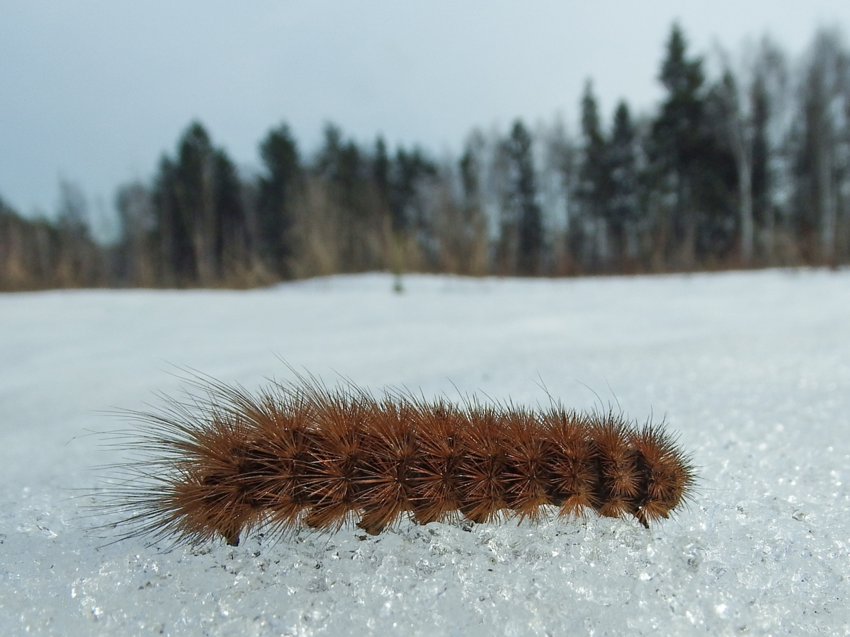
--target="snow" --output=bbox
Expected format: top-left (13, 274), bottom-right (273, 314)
top-left (1, 269), bottom-right (849, 636)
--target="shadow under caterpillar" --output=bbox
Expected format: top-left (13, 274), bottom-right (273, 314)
top-left (99, 373), bottom-right (696, 547)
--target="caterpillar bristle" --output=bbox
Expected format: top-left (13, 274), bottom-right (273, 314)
top-left (502, 410), bottom-right (550, 524)
top-left (98, 375), bottom-right (696, 548)
top-left (408, 398), bottom-right (464, 526)
top-left (544, 409), bottom-right (598, 518)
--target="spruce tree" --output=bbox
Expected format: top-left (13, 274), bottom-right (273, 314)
top-left (258, 123), bottom-right (301, 277)
top-left (505, 120), bottom-right (543, 275)
top-left (316, 124), bottom-right (371, 270)
top-left (651, 23), bottom-right (707, 266)
top-left (577, 81), bottom-right (608, 270)
top-left (605, 101), bottom-right (640, 267)
top-left (389, 147), bottom-right (436, 233)
top-left (373, 136), bottom-right (391, 214)
top-left (317, 124), bottom-right (366, 218)
top-left (153, 121), bottom-right (247, 284)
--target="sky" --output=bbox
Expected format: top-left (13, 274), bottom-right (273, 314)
top-left (2, 0), bottom-right (850, 235)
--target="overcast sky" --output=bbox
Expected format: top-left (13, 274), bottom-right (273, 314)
top-left (2, 1), bottom-right (850, 232)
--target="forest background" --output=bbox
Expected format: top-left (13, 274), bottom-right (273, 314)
top-left (3, 23), bottom-right (850, 290)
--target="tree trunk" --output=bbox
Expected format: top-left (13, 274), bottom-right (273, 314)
top-left (818, 137), bottom-right (836, 265)
top-left (738, 156), bottom-right (754, 266)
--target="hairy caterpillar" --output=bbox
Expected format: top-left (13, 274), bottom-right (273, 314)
top-left (99, 374), bottom-right (695, 547)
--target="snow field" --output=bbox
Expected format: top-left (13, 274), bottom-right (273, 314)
top-left (1, 269), bottom-right (849, 635)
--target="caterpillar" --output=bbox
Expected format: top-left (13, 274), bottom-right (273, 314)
top-left (99, 374), bottom-right (695, 547)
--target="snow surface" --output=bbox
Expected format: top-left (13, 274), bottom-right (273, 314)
top-left (1, 269), bottom-right (849, 636)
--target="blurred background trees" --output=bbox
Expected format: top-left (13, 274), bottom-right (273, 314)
top-left (3, 23), bottom-right (850, 290)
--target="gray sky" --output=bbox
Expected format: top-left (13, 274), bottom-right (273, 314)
top-left (2, 1), bottom-right (850, 232)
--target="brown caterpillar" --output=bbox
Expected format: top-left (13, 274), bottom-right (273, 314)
top-left (99, 374), bottom-right (695, 547)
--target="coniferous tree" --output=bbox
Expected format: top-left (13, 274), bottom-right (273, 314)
top-left (459, 147), bottom-right (479, 211)
top-left (315, 124), bottom-right (377, 270)
top-left (376, 139), bottom-right (438, 279)
top-left (651, 23), bottom-right (708, 267)
top-left (750, 74), bottom-right (771, 260)
top-left (152, 121), bottom-right (247, 285)
top-left (697, 84), bottom-right (739, 260)
top-left (154, 123), bottom-right (213, 283)
top-left (373, 136), bottom-right (391, 217)
top-left (19, 22), bottom-right (850, 290)
top-left (577, 81), bottom-right (608, 270)
top-left (316, 124), bottom-right (368, 218)
top-left (388, 147), bottom-right (437, 235)
top-left (504, 120), bottom-right (543, 275)
top-left (257, 124), bottom-right (301, 277)
top-left (605, 101), bottom-right (640, 268)
top-left (214, 149), bottom-right (249, 275)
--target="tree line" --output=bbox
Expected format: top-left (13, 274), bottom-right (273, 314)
top-left (3, 23), bottom-right (850, 291)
